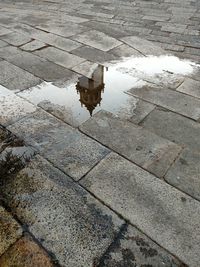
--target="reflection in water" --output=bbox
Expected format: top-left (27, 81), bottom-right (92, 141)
top-left (18, 55), bottom-right (199, 127)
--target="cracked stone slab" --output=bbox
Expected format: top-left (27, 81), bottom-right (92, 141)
top-left (81, 152), bottom-right (200, 267)
top-left (0, 156), bottom-right (123, 267)
top-left (79, 110), bottom-right (182, 178)
top-left (72, 30), bottom-right (122, 52)
top-left (128, 84), bottom-right (200, 120)
top-left (34, 47), bottom-right (85, 69)
top-left (0, 235), bottom-right (54, 267)
top-left (99, 224), bottom-right (185, 267)
top-left (20, 40), bottom-right (46, 51)
top-left (0, 32), bottom-right (32, 46)
top-left (0, 60), bottom-right (41, 91)
top-left (8, 109), bottom-right (110, 180)
top-left (0, 93), bottom-right (37, 126)
top-left (0, 206), bottom-right (22, 257)
top-left (177, 77), bottom-right (200, 99)
top-left (120, 36), bottom-right (167, 56)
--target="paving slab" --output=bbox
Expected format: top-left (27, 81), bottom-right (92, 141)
top-left (0, 206), bottom-right (22, 257)
top-left (20, 40), bottom-right (46, 51)
top-left (0, 156), bottom-right (123, 267)
top-left (109, 43), bottom-right (143, 58)
top-left (0, 45), bottom-right (22, 60)
top-left (0, 32), bottom-right (32, 46)
top-left (99, 224), bottom-right (185, 267)
top-left (0, 40), bottom-right (7, 48)
top-left (8, 109), bottom-right (110, 180)
top-left (0, 235), bottom-right (54, 267)
top-left (0, 60), bottom-right (41, 91)
top-left (34, 46), bottom-right (85, 69)
top-left (81, 152), bottom-right (200, 267)
top-left (72, 30), bottom-right (122, 51)
top-left (128, 84), bottom-right (200, 120)
top-left (177, 77), bottom-right (200, 99)
top-left (120, 36), bottom-right (167, 56)
top-left (7, 51), bottom-right (76, 81)
top-left (80, 110), bottom-right (182, 178)
top-left (0, 27), bottom-right (12, 36)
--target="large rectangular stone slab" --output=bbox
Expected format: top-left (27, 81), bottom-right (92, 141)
top-left (0, 32), bottom-right (32, 46)
top-left (34, 47), bottom-right (85, 69)
top-left (128, 84), bottom-right (200, 120)
top-left (72, 30), bottom-right (122, 51)
top-left (8, 109), bottom-right (109, 180)
top-left (79, 110), bottom-right (182, 178)
top-left (177, 77), bottom-right (200, 99)
top-left (0, 60), bottom-right (41, 91)
top-left (81, 152), bottom-right (200, 267)
top-left (0, 156), bottom-right (123, 267)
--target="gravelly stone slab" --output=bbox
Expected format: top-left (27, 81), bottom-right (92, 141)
top-left (0, 206), bottom-right (22, 257)
top-left (128, 84), bottom-right (200, 120)
top-left (72, 30), bottom-right (122, 51)
top-left (1, 156), bottom-right (123, 267)
top-left (0, 93), bottom-right (37, 126)
top-left (81, 152), bottom-right (200, 267)
top-left (99, 224), bottom-right (185, 267)
top-left (0, 60), bottom-right (41, 91)
top-left (34, 47), bottom-right (85, 69)
top-left (120, 36), bottom-right (167, 56)
top-left (0, 32), bottom-right (32, 46)
top-left (0, 235), bottom-right (54, 267)
top-left (177, 77), bottom-right (200, 99)
top-left (7, 51), bottom-right (76, 81)
top-left (8, 109), bottom-right (110, 180)
top-left (20, 40), bottom-right (46, 51)
top-left (79, 110), bottom-right (182, 178)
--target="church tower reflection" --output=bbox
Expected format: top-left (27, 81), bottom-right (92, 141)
top-left (76, 65), bottom-right (105, 116)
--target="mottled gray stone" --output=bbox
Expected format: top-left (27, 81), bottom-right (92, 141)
top-left (72, 45), bottom-right (117, 64)
top-left (0, 40), bottom-right (7, 48)
top-left (80, 110), bottom-right (182, 178)
top-left (1, 156), bottom-right (123, 267)
top-left (7, 51), bottom-right (76, 82)
top-left (72, 61), bottom-right (99, 78)
top-left (128, 84), bottom-right (200, 120)
top-left (99, 224), bottom-right (184, 267)
top-left (0, 60), bottom-right (41, 91)
top-left (0, 32), bottom-right (32, 46)
top-left (20, 40), bottom-right (46, 51)
top-left (109, 44), bottom-right (143, 58)
top-left (0, 45), bottom-right (21, 60)
top-left (177, 78), bottom-right (200, 99)
top-left (0, 206), bottom-right (22, 257)
top-left (141, 107), bottom-right (200, 151)
top-left (120, 36), bottom-right (167, 56)
top-left (72, 30), bottom-right (122, 51)
top-left (34, 47), bottom-right (85, 69)
top-left (81, 152), bottom-right (200, 267)
top-left (0, 93), bottom-right (37, 126)
top-left (8, 110), bottom-right (110, 180)
top-left (0, 27), bottom-right (12, 36)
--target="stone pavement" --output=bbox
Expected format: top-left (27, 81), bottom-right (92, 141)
top-left (0, 0), bottom-right (200, 266)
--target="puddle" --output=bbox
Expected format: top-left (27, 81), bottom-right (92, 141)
top-left (18, 55), bottom-right (199, 127)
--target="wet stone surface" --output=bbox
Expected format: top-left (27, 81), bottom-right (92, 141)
top-left (0, 235), bottom-right (54, 267)
top-left (0, 206), bottom-right (22, 256)
top-left (99, 225), bottom-right (185, 267)
top-left (0, 155), bottom-right (123, 267)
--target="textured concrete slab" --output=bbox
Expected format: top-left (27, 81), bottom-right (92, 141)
top-left (128, 84), bottom-right (200, 120)
top-left (80, 110), bottom-right (182, 178)
top-left (7, 51), bottom-right (76, 81)
top-left (20, 40), bottom-right (46, 51)
top-left (35, 47), bottom-right (85, 69)
top-left (99, 224), bottom-right (185, 267)
top-left (1, 156), bottom-right (123, 267)
top-left (0, 235), bottom-right (54, 267)
top-left (0, 32), bottom-right (32, 46)
top-left (8, 110), bottom-right (110, 180)
top-left (81, 152), bottom-right (200, 267)
top-left (0, 60), bottom-right (41, 91)
top-left (0, 206), bottom-right (22, 257)
top-left (0, 93), bottom-right (37, 126)
top-left (177, 77), bottom-right (200, 99)
top-left (72, 30), bottom-right (122, 51)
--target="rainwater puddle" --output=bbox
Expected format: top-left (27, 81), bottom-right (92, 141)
top-left (18, 55), bottom-right (199, 127)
